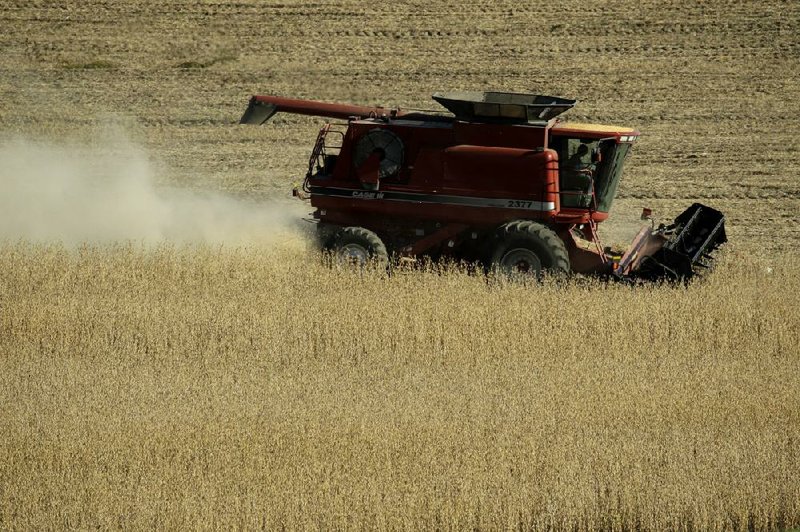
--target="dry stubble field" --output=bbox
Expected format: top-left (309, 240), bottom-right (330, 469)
top-left (1, 1), bottom-right (799, 529)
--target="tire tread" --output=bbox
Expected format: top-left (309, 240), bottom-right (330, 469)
top-left (492, 220), bottom-right (570, 274)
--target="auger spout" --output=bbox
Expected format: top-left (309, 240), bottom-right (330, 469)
top-left (240, 95), bottom-right (406, 125)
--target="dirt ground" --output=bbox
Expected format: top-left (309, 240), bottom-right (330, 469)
top-left (1, 0), bottom-right (799, 251)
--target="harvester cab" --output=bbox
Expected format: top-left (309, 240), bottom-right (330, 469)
top-left (240, 91), bottom-right (726, 281)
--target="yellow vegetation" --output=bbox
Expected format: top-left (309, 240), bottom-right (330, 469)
top-left (1, 242), bottom-right (797, 529)
top-left (2, 0), bottom-right (799, 528)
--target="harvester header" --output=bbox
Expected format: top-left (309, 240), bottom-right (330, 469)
top-left (241, 90), bottom-right (727, 282)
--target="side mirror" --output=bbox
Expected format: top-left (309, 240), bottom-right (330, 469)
top-left (641, 207), bottom-right (653, 220)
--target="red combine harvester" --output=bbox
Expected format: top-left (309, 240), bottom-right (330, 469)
top-left (241, 91), bottom-right (726, 281)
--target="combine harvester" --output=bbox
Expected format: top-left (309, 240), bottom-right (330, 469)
top-left (241, 91), bottom-right (726, 281)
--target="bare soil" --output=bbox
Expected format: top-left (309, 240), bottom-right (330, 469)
top-left (1, 0), bottom-right (799, 250)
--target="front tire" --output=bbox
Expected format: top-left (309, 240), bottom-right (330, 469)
top-left (332, 227), bottom-right (389, 268)
top-left (491, 221), bottom-right (570, 279)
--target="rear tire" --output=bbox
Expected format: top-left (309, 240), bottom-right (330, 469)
top-left (332, 227), bottom-right (389, 268)
top-left (491, 221), bottom-right (570, 279)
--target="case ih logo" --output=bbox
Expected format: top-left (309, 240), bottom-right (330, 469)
top-left (352, 191), bottom-right (385, 199)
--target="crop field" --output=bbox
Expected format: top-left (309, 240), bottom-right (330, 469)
top-left (1, 0), bottom-right (799, 529)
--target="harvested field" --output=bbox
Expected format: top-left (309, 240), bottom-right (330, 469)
top-left (1, 0), bottom-right (799, 529)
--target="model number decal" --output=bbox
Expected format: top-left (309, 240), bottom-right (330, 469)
top-left (507, 200), bottom-right (534, 209)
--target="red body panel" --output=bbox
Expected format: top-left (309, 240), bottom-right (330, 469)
top-left (308, 116), bottom-right (571, 237)
top-left (244, 93), bottom-right (640, 268)
top-left (442, 146), bottom-right (555, 199)
top-left (453, 121), bottom-right (548, 148)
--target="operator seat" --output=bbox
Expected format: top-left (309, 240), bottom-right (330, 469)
top-left (560, 143), bottom-right (594, 208)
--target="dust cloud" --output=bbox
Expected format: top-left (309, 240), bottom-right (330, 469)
top-left (0, 131), bottom-right (308, 246)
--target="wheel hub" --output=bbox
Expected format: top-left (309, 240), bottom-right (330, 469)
top-left (337, 243), bottom-right (370, 266)
top-left (500, 248), bottom-right (542, 275)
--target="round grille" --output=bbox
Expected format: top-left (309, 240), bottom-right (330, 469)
top-left (353, 128), bottom-right (404, 180)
